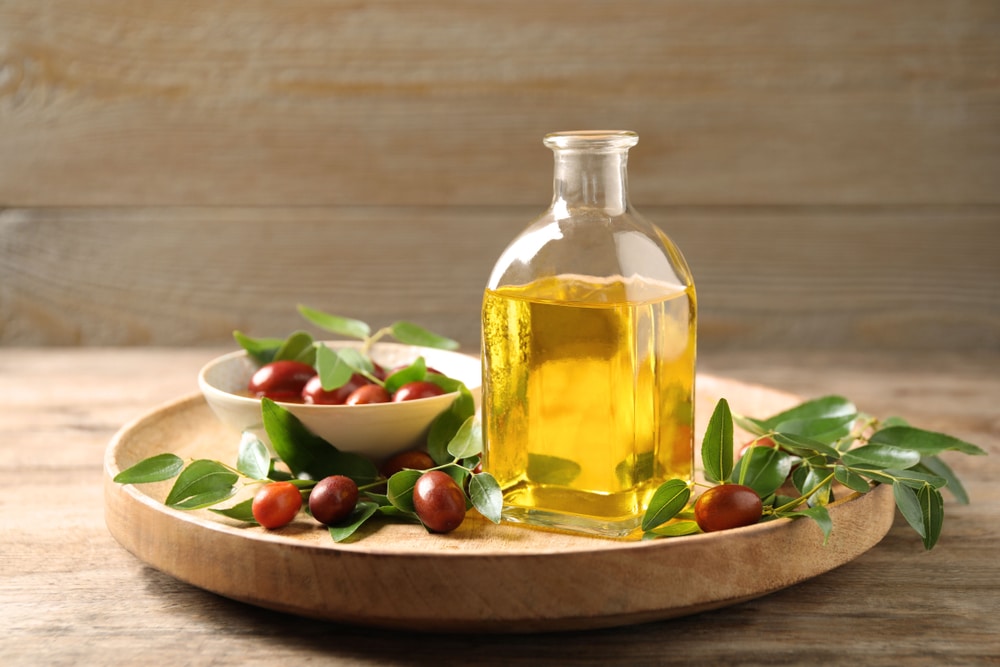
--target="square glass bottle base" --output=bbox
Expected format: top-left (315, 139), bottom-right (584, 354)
top-left (500, 505), bottom-right (642, 539)
top-left (496, 482), bottom-right (660, 538)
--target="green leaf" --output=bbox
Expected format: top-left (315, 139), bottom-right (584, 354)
top-left (164, 459), bottom-right (239, 509)
top-left (328, 452), bottom-right (381, 486)
top-left (424, 373), bottom-right (465, 394)
top-left (643, 520), bottom-right (701, 539)
top-left (868, 426), bottom-right (986, 457)
top-left (389, 321), bottom-right (460, 350)
top-left (273, 330), bottom-right (315, 364)
top-left (170, 489), bottom-right (240, 510)
top-left (262, 397), bottom-right (329, 476)
top-left (387, 469), bottom-right (422, 513)
top-left (760, 395), bottom-right (857, 430)
top-left (315, 344), bottom-right (356, 391)
top-left (733, 415), bottom-right (770, 437)
top-left (460, 454), bottom-right (481, 471)
top-left (236, 432), bottom-right (270, 480)
top-left (441, 462), bottom-right (472, 497)
top-left (362, 491), bottom-right (392, 507)
top-left (427, 386), bottom-right (475, 464)
top-left (792, 466), bottom-right (833, 507)
top-left (893, 481), bottom-right (948, 550)
top-left (337, 347), bottom-right (374, 375)
top-left (881, 468), bottom-right (949, 490)
top-left (833, 465), bottom-right (872, 494)
top-left (893, 483), bottom-right (926, 539)
top-left (771, 494), bottom-right (802, 511)
top-left (384, 357), bottom-right (427, 394)
top-left (641, 479), bottom-right (691, 531)
top-left (446, 416), bottom-right (483, 460)
top-left (209, 498), bottom-right (257, 523)
top-left (329, 501), bottom-right (380, 542)
top-left (267, 461), bottom-right (293, 481)
top-left (842, 443), bottom-right (922, 471)
top-left (297, 305), bottom-right (371, 340)
top-left (113, 453), bottom-right (184, 484)
top-left (732, 446), bottom-right (793, 498)
top-left (296, 345), bottom-right (318, 366)
top-left (771, 432), bottom-right (841, 458)
top-left (262, 398), bottom-right (379, 484)
top-left (469, 472), bottom-right (503, 523)
top-left (233, 330), bottom-right (284, 364)
top-left (771, 413), bottom-right (857, 445)
top-left (918, 484), bottom-right (945, 550)
top-left (526, 454), bottom-right (582, 486)
top-left (375, 505), bottom-right (421, 521)
top-left (916, 456), bottom-right (969, 504)
top-left (851, 468), bottom-right (894, 486)
top-left (702, 398), bottom-right (734, 484)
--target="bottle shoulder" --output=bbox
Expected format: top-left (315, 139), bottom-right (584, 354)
top-left (486, 208), bottom-right (695, 292)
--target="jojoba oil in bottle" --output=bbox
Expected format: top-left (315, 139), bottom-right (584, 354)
top-left (481, 132), bottom-right (696, 538)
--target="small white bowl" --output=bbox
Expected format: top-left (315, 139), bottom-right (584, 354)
top-left (198, 341), bottom-right (482, 462)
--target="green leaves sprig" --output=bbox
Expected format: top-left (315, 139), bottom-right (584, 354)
top-left (115, 379), bottom-right (502, 542)
top-left (233, 305), bottom-right (460, 393)
top-left (643, 396), bottom-right (985, 549)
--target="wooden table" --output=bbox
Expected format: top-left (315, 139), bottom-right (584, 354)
top-left (2, 347), bottom-right (998, 666)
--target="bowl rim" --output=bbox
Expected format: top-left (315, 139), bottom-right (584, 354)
top-left (197, 340), bottom-right (480, 411)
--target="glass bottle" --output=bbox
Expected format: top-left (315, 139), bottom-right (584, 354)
top-left (481, 130), bottom-right (696, 538)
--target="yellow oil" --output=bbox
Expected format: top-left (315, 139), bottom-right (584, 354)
top-left (481, 274), bottom-right (695, 538)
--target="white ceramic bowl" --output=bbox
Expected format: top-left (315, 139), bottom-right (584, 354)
top-left (198, 341), bottom-right (482, 462)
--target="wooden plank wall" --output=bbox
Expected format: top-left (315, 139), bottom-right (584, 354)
top-left (1, 1), bottom-right (998, 352)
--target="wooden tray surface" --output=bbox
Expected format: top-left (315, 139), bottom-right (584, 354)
top-left (103, 374), bottom-right (896, 633)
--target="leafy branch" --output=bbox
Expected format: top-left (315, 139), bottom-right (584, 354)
top-left (232, 305), bottom-right (460, 393)
top-left (643, 395), bottom-right (986, 549)
top-left (115, 370), bottom-right (501, 542)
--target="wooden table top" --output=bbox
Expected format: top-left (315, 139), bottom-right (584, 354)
top-left (3, 347), bottom-right (998, 666)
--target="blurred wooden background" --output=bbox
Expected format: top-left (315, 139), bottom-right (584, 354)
top-left (1, 1), bottom-right (998, 352)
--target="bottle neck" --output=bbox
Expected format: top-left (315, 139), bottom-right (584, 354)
top-left (551, 149), bottom-right (631, 217)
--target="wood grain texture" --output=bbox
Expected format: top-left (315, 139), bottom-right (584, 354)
top-left (1, 0), bottom-right (998, 207)
top-left (1, 347), bottom-right (998, 665)
top-left (2, 206), bottom-right (998, 350)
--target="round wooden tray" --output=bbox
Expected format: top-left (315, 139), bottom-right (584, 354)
top-left (103, 374), bottom-right (896, 633)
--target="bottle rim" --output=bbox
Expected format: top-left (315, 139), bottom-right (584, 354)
top-left (543, 130), bottom-right (639, 151)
